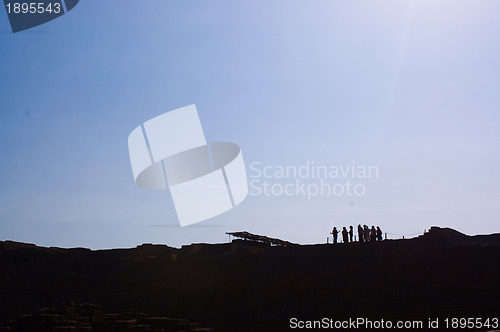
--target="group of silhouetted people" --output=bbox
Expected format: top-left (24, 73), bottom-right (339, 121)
top-left (330, 224), bottom-right (383, 244)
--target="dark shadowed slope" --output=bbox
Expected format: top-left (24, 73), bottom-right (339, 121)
top-left (1, 227), bottom-right (499, 331)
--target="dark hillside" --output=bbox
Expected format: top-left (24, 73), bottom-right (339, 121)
top-left (1, 227), bottom-right (499, 331)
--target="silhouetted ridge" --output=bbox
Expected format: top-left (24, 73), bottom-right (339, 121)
top-left (422, 226), bottom-right (467, 239)
top-left (418, 226), bottom-right (500, 247)
top-left (1, 226), bottom-right (499, 331)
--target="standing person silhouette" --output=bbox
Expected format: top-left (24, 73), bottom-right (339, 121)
top-left (357, 224), bottom-right (364, 242)
top-left (370, 226), bottom-right (377, 241)
top-left (364, 225), bottom-right (370, 243)
top-left (331, 227), bottom-right (339, 244)
top-left (342, 227), bottom-right (349, 243)
top-left (376, 226), bottom-right (383, 241)
top-left (349, 226), bottom-right (354, 243)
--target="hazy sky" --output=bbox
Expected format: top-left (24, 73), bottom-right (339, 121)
top-left (1, 0), bottom-right (499, 249)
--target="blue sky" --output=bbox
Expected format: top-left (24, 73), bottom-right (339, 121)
top-left (1, 0), bottom-right (499, 249)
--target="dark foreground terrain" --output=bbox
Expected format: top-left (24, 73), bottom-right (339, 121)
top-left (1, 227), bottom-right (499, 331)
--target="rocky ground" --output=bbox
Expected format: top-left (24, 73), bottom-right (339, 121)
top-left (1, 227), bottom-right (499, 331)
